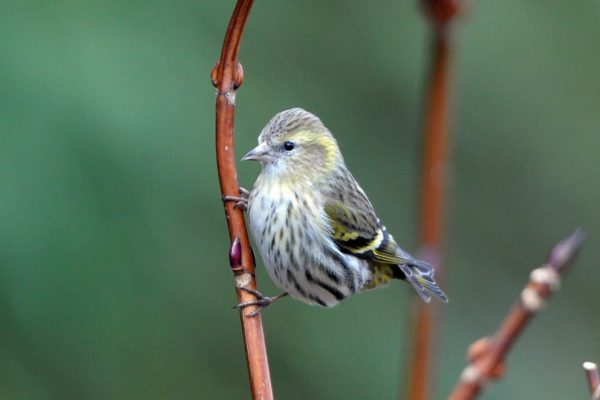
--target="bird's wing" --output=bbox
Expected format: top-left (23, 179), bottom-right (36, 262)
top-left (323, 181), bottom-right (409, 265)
top-left (323, 178), bottom-right (449, 303)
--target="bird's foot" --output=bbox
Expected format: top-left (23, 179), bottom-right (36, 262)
top-left (223, 187), bottom-right (249, 210)
top-left (234, 287), bottom-right (288, 317)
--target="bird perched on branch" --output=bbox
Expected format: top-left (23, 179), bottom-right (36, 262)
top-left (229, 108), bottom-right (447, 314)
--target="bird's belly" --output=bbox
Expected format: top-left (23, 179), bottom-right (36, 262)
top-left (247, 189), bottom-right (371, 307)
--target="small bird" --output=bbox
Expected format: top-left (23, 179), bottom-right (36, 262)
top-left (233, 108), bottom-right (447, 312)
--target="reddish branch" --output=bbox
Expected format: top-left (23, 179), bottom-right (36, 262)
top-left (448, 230), bottom-right (585, 400)
top-left (212, 1), bottom-right (274, 399)
top-left (584, 362), bottom-right (600, 400)
top-left (405, 1), bottom-right (461, 400)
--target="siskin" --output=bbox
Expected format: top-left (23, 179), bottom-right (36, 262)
top-left (235, 108), bottom-right (447, 311)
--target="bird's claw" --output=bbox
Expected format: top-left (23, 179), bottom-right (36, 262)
top-left (223, 196), bottom-right (248, 210)
top-left (223, 187), bottom-right (249, 210)
top-left (233, 287), bottom-right (287, 317)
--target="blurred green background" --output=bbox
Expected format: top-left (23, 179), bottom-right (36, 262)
top-left (2, 1), bottom-right (599, 399)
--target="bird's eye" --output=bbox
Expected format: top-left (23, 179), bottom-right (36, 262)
top-left (283, 141), bottom-right (295, 151)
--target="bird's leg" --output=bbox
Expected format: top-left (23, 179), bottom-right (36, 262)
top-left (234, 287), bottom-right (288, 317)
top-left (222, 187), bottom-right (249, 210)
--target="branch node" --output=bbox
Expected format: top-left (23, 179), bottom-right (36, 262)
top-left (467, 337), bottom-right (505, 378)
top-left (460, 365), bottom-right (482, 384)
top-left (211, 61), bottom-right (243, 93)
top-left (530, 267), bottom-right (561, 291)
top-left (233, 62), bottom-right (244, 89)
top-left (225, 91), bottom-right (237, 106)
top-left (467, 337), bottom-right (489, 360)
top-left (235, 272), bottom-right (253, 288)
top-left (210, 61), bottom-right (220, 88)
top-left (229, 237), bottom-right (243, 272)
top-left (521, 287), bottom-right (545, 312)
top-left (583, 362), bottom-right (597, 371)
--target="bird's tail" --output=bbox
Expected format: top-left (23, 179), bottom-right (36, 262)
top-left (398, 259), bottom-right (448, 303)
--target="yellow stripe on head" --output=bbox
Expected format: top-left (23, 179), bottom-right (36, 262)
top-left (288, 130), bottom-right (339, 173)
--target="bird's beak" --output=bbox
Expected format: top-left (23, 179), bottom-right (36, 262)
top-left (242, 142), bottom-right (270, 162)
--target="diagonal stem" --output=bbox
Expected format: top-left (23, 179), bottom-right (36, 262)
top-left (212, 1), bottom-right (274, 399)
top-left (448, 230), bottom-right (585, 400)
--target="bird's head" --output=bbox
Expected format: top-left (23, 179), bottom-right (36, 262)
top-left (242, 108), bottom-right (342, 182)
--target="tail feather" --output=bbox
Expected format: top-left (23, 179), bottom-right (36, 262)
top-left (398, 260), bottom-right (448, 303)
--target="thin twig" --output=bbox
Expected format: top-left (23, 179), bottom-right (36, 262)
top-left (212, 1), bottom-right (274, 399)
top-left (448, 230), bottom-right (585, 400)
top-left (405, 1), bottom-right (461, 400)
top-left (583, 362), bottom-right (600, 400)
